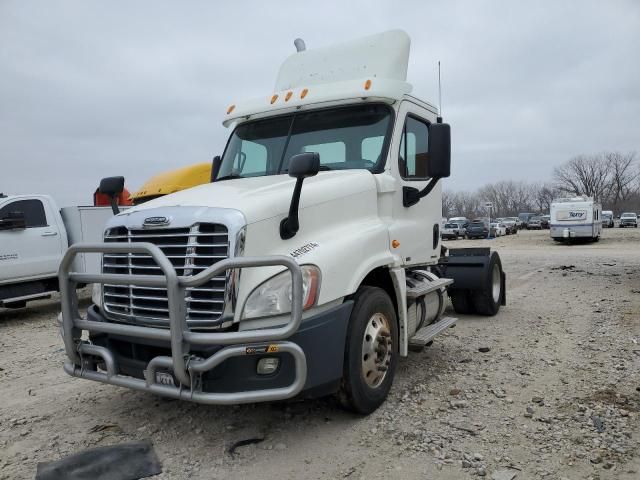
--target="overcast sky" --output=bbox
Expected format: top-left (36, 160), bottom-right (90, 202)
top-left (1, 1), bottom-right (638, 206)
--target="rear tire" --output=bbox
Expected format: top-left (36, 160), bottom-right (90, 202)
top-left (338, 287), bottom-right (398, 415)
top-left (450, 289), bottom-right (473, 314)
top-left (471, 252), bottom-right (504, 316)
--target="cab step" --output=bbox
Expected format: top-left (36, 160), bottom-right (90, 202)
top-left (406, 277), bottom-right (453, 298)
top-left (408, 316), bottom-right (457, 351)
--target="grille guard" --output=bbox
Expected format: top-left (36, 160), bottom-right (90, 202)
top-left (58, 242), bottom-right (307, 404)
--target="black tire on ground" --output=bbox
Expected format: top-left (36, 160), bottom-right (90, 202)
top-left (471, 252), bottom-right (504, 316)
top-left (450, 289), bottom-right (474, 314)
top-left (338, 286), bottom-right (398, 415)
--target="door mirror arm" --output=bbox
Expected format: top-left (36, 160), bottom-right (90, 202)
top-left (280, 152), bottom-right (320, 240)
top-left (402, 179), bottom-right (440, 207)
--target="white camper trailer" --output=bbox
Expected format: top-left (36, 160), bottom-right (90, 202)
top-left (550, 196), bottom-right (602, 242)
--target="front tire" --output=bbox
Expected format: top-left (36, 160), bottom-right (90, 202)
top-left (338, 287), bottom-right (398, 415)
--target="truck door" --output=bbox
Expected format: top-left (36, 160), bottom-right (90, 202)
top-left (389, 102), bottom-right (441, 265)
top-left (0, 198), bottom-right (64, 282)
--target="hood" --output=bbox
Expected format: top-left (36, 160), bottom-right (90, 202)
top-left (124, 170), bottom-right (377, 224)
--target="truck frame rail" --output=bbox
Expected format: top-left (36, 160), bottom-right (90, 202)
top-left (58, 242), bottom-right (307, 404)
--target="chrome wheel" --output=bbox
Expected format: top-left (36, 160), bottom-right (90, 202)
top-left (491, 263), bottom-right (501, 303)
top-left (361, 312), bottom-right (392, 388)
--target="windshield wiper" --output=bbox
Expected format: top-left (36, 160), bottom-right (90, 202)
top-left (215, 173), bottom-right (244, 182)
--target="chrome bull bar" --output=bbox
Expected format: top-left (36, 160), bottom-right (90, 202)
top-left (58, 242), bottom-right (307, 404)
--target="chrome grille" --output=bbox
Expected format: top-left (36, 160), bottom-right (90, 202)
top-left (102, 223), bottom-right (229, 328)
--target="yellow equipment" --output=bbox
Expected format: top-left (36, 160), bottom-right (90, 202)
top-left (130, 162), bottom-right (212, 205)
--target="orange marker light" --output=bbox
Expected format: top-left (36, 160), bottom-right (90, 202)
top-left (285, 91), bottom-right (293, 101)
top-left (270, 94), bottom-right (278, 104)
top-left (364, 79), bottom-right (372, 90)
top-left (300, 88), bottom-right (308, 99)
top-left (392, 239), bottom-right (400, 248)
top-left (226, 104), bottom-right (235, 114)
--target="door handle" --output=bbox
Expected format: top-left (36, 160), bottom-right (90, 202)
top-left (41, 231), bottom-right (58, 237)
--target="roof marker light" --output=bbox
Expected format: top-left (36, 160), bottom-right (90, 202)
top-left (285, 91), bottom-right (293, 101)
top-left (300, 88), bottom-right (308, 99)
top-left (270, 94), bottom-right (278, 104)
top-left (226, 104), bottom-right (236, 114)
top-left (364, 79), bottom-right (372, 90)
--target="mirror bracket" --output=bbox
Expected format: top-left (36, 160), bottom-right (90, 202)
top-left (279, 152), bottom-right (320, 240)
top-left (403, 178), bottom-right (440, 207)
top-left (98, 176), bottom-right (125, 215)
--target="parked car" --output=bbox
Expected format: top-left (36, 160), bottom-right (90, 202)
top-left (602, 210), bottom-right (614, 228)
top-left (502, 217), bottom-right (521, 230)
top-left (527, 216), bottom-right (542, 230)
top-left (448, 216), bottom-right (469, 234)
top-left (619, 212), bottom-right (638, 228)
top-left (518, 212), bottom-right (536, 228)
top-left (490, 222), bottom-right (507, 236)
top-left (441, 223), bottom-right (460, 240)
top-left (466, 219), bottom-right (489, 239)
top-left (540, 215), bottom-right (550, 229)
top-left (502, 219), bottom-right (518, 234)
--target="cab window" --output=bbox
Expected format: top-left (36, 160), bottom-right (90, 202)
top-left (0, 199), bottom-right (47, 227)
top-left (399, 116), bottom-right (429, 180)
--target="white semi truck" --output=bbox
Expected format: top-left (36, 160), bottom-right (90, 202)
top-left (58, 31), bottom-right (506, 414)
top-left (550, 196), bottom-right (602, 242)
top-left (0, 181), bottom-right (125, 308)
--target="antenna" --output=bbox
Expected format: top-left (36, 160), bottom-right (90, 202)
top-left (437, 61), bottom-right (443, 124)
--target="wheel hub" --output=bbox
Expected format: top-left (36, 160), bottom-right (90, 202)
top-left (492, 263), bottom-right (501, 303)
top-left (361, 313), bottom-right (392, 388)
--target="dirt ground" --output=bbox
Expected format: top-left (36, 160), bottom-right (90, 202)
top-left (1, 228), bottom-right (639, 480)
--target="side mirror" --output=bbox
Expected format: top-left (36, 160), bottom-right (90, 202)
top-left (99, 176), bottom-right (125, 215)
top-left (211, 155), bottom-right (222, 182)
top-left (426, 123), bottom-right (451, 178)
top-left (0, 211), bottom-right (26, 230)
top-left (403, 122), bottom-right (451, 207)
top-left (280, 152), bottom-right (320, 239)
top-left (288, 152), bottom-right (320, 179)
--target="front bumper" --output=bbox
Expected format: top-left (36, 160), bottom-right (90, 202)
top-left (83, 301), bottom-right (351, 398)
top-left (58, 242), bottom-right (349, 405)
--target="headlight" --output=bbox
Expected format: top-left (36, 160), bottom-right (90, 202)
top-left (242, 265), bottom-right (320, 320)
top-left (92, 283), bottom-right (103, 308)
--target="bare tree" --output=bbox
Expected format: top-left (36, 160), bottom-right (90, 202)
top-left (605, 152), bottom-right (638, 209)
top-left (532, 183), bottom-right (559, 213)
top-left (442, 190), bottom-right (455, 218)
top-left (553, 154), bottom-right (611, 200)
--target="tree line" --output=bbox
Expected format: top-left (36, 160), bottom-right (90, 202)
top-left (442, 151), bottom-right (639, 219)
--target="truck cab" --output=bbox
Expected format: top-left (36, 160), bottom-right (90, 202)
top-left (1, 186), bottom-right (127, 308)
top-left (58, 31), bottom-right (505, 414)
top-left (0, 194), bottom-right (69, 306)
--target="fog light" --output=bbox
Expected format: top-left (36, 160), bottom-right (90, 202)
top-left (257, 357), bottom-right (280, 375)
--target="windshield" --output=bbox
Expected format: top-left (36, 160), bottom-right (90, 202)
top-left (218, 104), bottom-right (393, 180)
top-left (621, 213), bottom-right (636, 218)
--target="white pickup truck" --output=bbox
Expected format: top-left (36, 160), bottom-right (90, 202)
top-left (58, 31), bottom-right (506, 414)
top-left (0, 184), bottom-right (123, 308)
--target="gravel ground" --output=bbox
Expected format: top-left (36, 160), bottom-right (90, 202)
top-left (1, 228), bottom-right (639, 480)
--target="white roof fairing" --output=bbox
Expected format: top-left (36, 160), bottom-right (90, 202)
top-left (223, 30), bottom-right (415, 127)
top-left (275, 29), bottom-right (411, 89)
